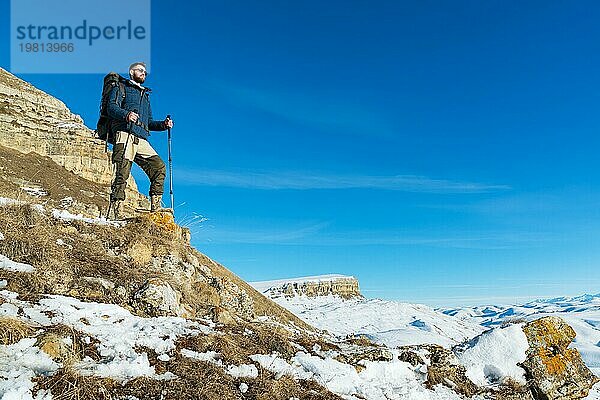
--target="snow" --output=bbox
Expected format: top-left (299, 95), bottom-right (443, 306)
top-left (251, 351), bottom-right (484, 400)
top-left (0, 198), bottom-right (43, 214)
top-left (52, 209), bottom-right (125, 226)
top-left (0, 260), bottom-right (597, 399)
top-left (442, 293), bottom-right (600, 376)
top-left (587, 382), bottom-right (600, 400)
top-left (226, 364), bottom-right (259, 378)
top-left (0, 338), bottom-right (58, 400)
top-left (180, 350), bottom-right (261, 379)
top-left (0, 290), bottom-right (213, 387)
top-left (455, 324), bottom-right (529, 386)
top-left (250, 354), bottom-right (313, 380)
top-left (20, 187), bottom-right (48, 197)
top-left (255, 277), bottom-right (599, 398)
top-left (181, 349), bottom-right (222, 365)
top-left (0, 197), bottom-right (21, 207)
top-left (266, 294), bottom-right (484, 348)
top-left (0, 254), bottom-right (35, 273)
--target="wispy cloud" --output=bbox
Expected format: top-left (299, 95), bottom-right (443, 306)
top-left (209, 81), bottom-right (396, 138)
top-left (199, 221), bottom-right (331, 244)
top-left (176, 169), bottom-right (510, 193)
top-left (195, 223), bottom-right (552, 249)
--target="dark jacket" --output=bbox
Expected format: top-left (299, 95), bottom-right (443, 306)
top-left (106, 79), bottom-right (166, 139)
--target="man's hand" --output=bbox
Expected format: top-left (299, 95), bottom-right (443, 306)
top-left (126, 112), bottom-right (139, 123)
top-left (165, 118), bottom-right (174, 129)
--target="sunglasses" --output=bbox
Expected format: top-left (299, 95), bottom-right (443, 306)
top-left (133, 68), bottom-right (148, 76)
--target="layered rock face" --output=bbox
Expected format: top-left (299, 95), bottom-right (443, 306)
top-left (259, 275), bottom-right (362, 299)
top-left (0, 67), bottom-right (148, 211)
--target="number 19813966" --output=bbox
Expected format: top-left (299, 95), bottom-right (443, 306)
top-left (19, 43), bottom-right (75, 52)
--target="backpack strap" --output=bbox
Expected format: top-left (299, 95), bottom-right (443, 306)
top-left (113, 80), bottom-right (126, 108)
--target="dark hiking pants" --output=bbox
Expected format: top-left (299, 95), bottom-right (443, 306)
top-left (110, 131), bottom-right (166, 202)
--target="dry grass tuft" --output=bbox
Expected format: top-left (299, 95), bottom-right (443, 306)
top-left (177, 321), bottom-right (298, 365)
top-left (120, 356), bottom-right (240, 400)
top-left (295, 335), bottom-right (341, 353)
top-left (342, 334), bottom-right (378, 348)
top-left (36, 324), bottom-right (101, 364)
top-left (247, 367), bottom-right (344, 400)
top-left (35, 368), bottom-right (117, 400)
top-left (0, 204), bottom-right (49, 267)
top-left (0, 316), bottom-right (34, 345)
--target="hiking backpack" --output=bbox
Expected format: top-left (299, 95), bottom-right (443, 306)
top-left (96, 72), bottom-right (126, 145)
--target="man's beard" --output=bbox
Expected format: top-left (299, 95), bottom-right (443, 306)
top-left (133, 75), bottom-right (145, 84)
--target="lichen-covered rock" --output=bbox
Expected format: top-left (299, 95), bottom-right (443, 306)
top-left (209, 277), bottom-right (254, 320)
top-left (335, 344), bottom-right (394, 369)
top-left (424, 344), bottom-right (480, 397)
top-left (140, 212), bottom-right (190, 243)
top-left (152, 254), bottom-right (196, 284)
top-left (521, 316), bottom-right (599, 400)
top-left (131, 278), bottom-right (189, 317)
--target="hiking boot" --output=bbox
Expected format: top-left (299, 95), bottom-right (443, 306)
top-left (108, 200), bottom-right (122, 220)
top-left (150, 195), bottom-right (173, 214)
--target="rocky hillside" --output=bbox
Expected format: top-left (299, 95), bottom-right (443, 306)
top-left (0, 71), bottom-right (598, 400)
top-left (251, 275), bottom-right (362, 299)
top-left (0, 67), bottom-right (147, 216)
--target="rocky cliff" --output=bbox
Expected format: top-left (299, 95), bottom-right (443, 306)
top-left (0, 67), bottom-right (148, 214)
top-left (251, 274), bottom-right (363, 299)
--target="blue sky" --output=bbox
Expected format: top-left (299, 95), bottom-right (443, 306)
top-left (2, 0), bottom-right (600, 306)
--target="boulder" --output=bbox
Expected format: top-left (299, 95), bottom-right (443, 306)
top-left (131, 278), bottom-right (190, 318)
top-left (209, 277), bottom-right (254, 320)
top-left (521, 316), bottom-right (599, 400)
top-left (424, 344), bottom-right (479, 397)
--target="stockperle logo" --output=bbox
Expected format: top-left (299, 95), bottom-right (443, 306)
top-left (11, 0), bottom-right (151, 74)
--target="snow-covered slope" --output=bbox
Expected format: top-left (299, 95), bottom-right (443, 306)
top-left (441, 293), bottom-right (600, 375)
top-left (252, 277), bottom-right (600, 377)
top-left (251, 277), bottom-right (485, 348)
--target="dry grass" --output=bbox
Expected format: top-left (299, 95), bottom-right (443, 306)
top-left (176, 321), bottom-right (298, 365)
top-left (342, 334), bottom-right (378, 348)
top-left (37, 324), bottom-right (102, 364)
top-left (247, 367), bottom-right (344, 400)
top-left (0, 144), bottom-right (110, 214)
top-left (0, 316), bottom-right (33, 345)
top-left (193, 251), bottom-right (314, 330)
top-left (0, 202), bottom-right (187, 307)
top-left (35, 368), bottom-right (117, 400)
top-left (0, 200), bottom-right (314, 331)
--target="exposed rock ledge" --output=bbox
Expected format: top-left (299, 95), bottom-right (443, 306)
top-left (251, 274), bottom-right (362, 299)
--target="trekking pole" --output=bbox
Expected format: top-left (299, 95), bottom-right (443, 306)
top-left (167, 115), bottom-right (174, 212)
